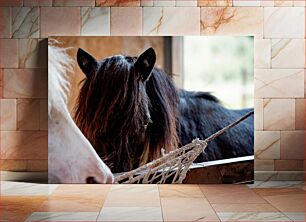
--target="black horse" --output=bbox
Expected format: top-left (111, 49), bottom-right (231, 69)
top-left (75, 47), bottom-right (253, 173)
top-left (178, 90), bottom-right (253, 162)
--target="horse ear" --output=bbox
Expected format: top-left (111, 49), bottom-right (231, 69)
top-left (135, 47), bottom-right (156, 81)
top-left (77, 48), bottom-right (98, 77)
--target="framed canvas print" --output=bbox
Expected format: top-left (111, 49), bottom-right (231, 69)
top-left (48, 36), bottom-right (254, 184)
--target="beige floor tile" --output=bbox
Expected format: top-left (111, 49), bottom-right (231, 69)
top-left (38, 196), bottom-right (104, 212)
top-left (161, 197), bottom-right (219, 221)
top-left (103, 185), bottom-right (160, 207)
top-left (26, 212), bottom-right (99, 221)
top-left (269, 196), bottom-right (305, 213)
top-left (217, 212), bottom-right (291, 221)
top-left (52, 184), bottom-right (111, 199)
top-left (212, 203), bottom-right (278, 212)
top-left (158, 184), bottom-right (204, 198)
top-left (248, 181), bottom-right (304, 189)
top-left (98, 207), bottom-right (162, 221)
top-left (1, 181), bottom-right (58, 196)
top-left (251, 188), bottom-right (302, 196)
top-left (254, 188), bottom-right (305, 212)
top-left (0, 196), bottom-right (47, 221)
top-left (283, 212), bottom-right (305, 221)
top-left (200, 185), bottom-right (266, 204)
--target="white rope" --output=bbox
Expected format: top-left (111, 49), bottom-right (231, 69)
top-left (115, 111), bottom-right (254, 184)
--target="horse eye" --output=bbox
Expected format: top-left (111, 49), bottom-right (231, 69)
top-left (125, 57), bottom-right (133, 63)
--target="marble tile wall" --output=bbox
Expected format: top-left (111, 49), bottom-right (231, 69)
top-left (0, 0), bottom-right (304, 180)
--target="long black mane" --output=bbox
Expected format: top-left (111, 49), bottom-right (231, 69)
top-left (75, 50), bottom-right (178, 173)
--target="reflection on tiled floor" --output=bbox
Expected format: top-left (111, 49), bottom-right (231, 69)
top-left (25, 212), bottom-right (99, 221)
top-left (1, 181), bottom-right (58, 196)
top-left (217, 212), bottom-right (291, 222)
top-left (0, 181), bottom-right (305, 221)
top-left (98, 207), bottom-right (163, 221)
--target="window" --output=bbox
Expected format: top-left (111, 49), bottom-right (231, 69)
top-left (182, 36), bottom-right (254, 109)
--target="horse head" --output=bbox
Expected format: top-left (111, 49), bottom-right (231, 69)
top-left (75, 48), bottom-right (179, 173)
top-left (48, 44), bottom-right (114, 183)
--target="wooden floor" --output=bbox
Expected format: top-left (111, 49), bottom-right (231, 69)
top-left (0, 181), bottom-right (305, 221)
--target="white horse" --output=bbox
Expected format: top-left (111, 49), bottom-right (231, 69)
top-left (48, 43), bottom-right (114, 183)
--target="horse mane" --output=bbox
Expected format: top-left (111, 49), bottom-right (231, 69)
top-left (145, 67), bottom-right (179, 156)
top-left (48, 41), bottom-right (74, 117)
top-left (74, 56), bottom-right (179, 172)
